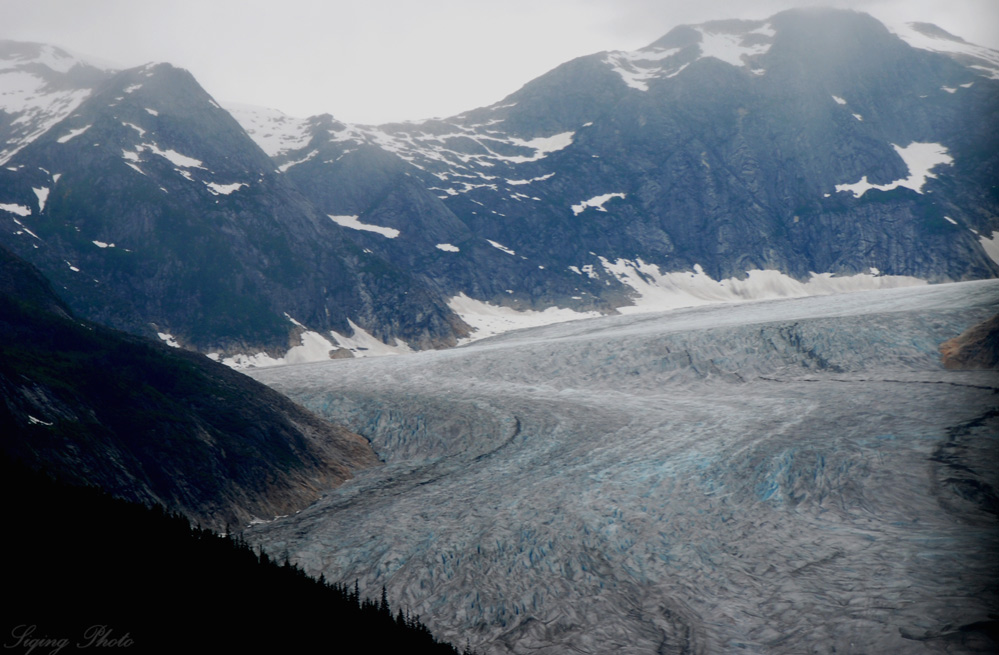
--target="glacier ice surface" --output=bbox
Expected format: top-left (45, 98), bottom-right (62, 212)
top-left (247, 281), bottom-right (999, 654)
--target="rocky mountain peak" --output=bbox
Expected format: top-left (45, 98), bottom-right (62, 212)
top-left (1, 9), bottom-right (996, 366)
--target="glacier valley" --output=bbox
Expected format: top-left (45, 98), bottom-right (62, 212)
top-left (246, 281), bottom-right (999, 654)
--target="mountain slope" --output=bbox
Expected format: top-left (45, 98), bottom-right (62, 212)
top-left (0, 47), bottom-right (468, 358)
top-left (2, 8), bottom-right (997, 360)
top-left (0, 244), bottom-right (380, 530)
top-left (245, 8), bottom-right (998, 331)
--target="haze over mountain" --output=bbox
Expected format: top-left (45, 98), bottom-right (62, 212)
top-left (1, 9), bottom-right (996, 365)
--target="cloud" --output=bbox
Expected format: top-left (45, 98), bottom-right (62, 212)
top-left (2, 0), bottom-right (996, 124)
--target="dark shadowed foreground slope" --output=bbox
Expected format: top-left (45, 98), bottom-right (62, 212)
top-left (0, 244), bottom-right (379, 531)
top-left (2, 462), bottom-right (466, 655)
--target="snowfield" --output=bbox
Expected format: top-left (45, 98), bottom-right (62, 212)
top-left (247, 281), bottom-right (999, 654)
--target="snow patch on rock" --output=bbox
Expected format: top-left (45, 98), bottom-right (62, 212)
top-left (157, 332), bottom-right (180, 348)
top-left (204, 181), bottom-right (247, 195)
top-left (486, 239), bottom-right (516, 255)
top-left (834, 142), bottom-right (953, 197)
top-left (219, 318), bottom-right (413, 369)
top-left (224, 102), bottom-right (313, 157)
top-left (572, 192), bottom-right (626, 215)
top-left (695, 24), bottom-right (773, 68)
top-left (56, 124), bottom-right (91, 143)
top-left (979, 231), bottom-right (999, 265)
top-left (0, 202), bottom-right (32, 216)
top-left (448, 293), bottom-right (600, 343)
top-left (329, 215), bottom-right (400, 238)
top-left (600, 258), bottom-right (928, 314)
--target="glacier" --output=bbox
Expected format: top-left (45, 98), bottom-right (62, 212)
top-left (246, 281), bottom-right (999, 654)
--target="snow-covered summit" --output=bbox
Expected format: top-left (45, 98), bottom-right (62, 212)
top-left (604, 19), bottom-right (774, 90)
top-left (0, 40), bottom-right (114, 164)
top-left (221, 102), bottom-right (315, 158)
top-left (887, 21), bottom-right (999, 78)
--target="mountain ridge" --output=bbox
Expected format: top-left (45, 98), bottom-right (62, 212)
top-left (1, 8), bottom-right (997, 365)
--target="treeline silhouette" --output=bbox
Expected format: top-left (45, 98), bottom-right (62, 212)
top-left (4, 458), bottom-right (470, 654)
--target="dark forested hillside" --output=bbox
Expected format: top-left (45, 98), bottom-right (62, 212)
top-left (3, 461), bottom-right (466, 655)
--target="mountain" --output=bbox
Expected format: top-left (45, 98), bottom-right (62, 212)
top-left (247, 9), bottom-right (998, 320)
top-left (0, 243), bottom-right (380, 531)
top-left (0, 41), bottom-right (112, 165)
top-left (0, 47), bottom-right (467, 359)
top-left (2, 8), bottom-right (998, 363)
top-left (246, 278), bottom-right (999, 654)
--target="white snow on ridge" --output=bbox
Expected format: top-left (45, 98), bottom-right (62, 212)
top-left (436, 243), bottom-right (460, 252)
top-left (448, 293), bottom-right (601, 343)
top-left (329, 214), bottom-right (400, 238)
top-left (980, 231), bottom-right (999, 265)
top-left (501, 132), bottom-right (574, 163)
top-left (600, 258), bottom-right (927, 314)
top-left (29, 45), bottom-right (80, 74)
top-left (887, 21), bottom-right (999, 78)
top-left (696, 25), bottom-right (773, 68)
top-left (32, 187), bottom-right (49, 213)
top-left (7, 214), bottom-right (39, 239)
top-left (603, 21), bottom-right (774, 91)
top-left (122, 121), bottom-right (146, 137)
top-left (120, 141), bottom-right (205, 178)
top-left (445, 258), bottom-right (924, 345)
top-left (486, 239), bottom-right (516, 255)
top-left (157, 332), bottom-right (180, 348)
top-left (604, 47), bottom-right (682, 91)
top-left (219, 318), bottom-right (413, 368)
top-left (224, 102), bottom-right (313, 157)
top-left (278, 149), bottom-right (319, 172)
top-left (572, 192), bottom-right (626, 215)
top-left (832, 95), bottom-right (847, 105)
top-left (369, 124), bottom-right (573, 169)
top-left (835, 142), bottom-right (953, 197)
top-left (0, 66), bottom-right (93, 164)
top-left (56, 124), bottom-right (91, 143)
top-left (205, 181), bottom-right (247, 195)
top-left (507, 172), bottom-right (555, 186)
top-left (146, 143), bottom-right (203, 168)
top-left (331, 320), bottom-right (414, 358)
top-left (0, 203), bottom-right (31, 216)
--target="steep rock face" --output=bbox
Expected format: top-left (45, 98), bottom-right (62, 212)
top-left (0, 245), bottom-right (381, 530)
top-left (252, 9), bottom-right (998, 319)
top-left (0, 49), bottom-right (468, 355)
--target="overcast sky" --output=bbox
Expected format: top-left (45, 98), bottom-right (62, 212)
top-left (3, 0), bottom-right (998, 124)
